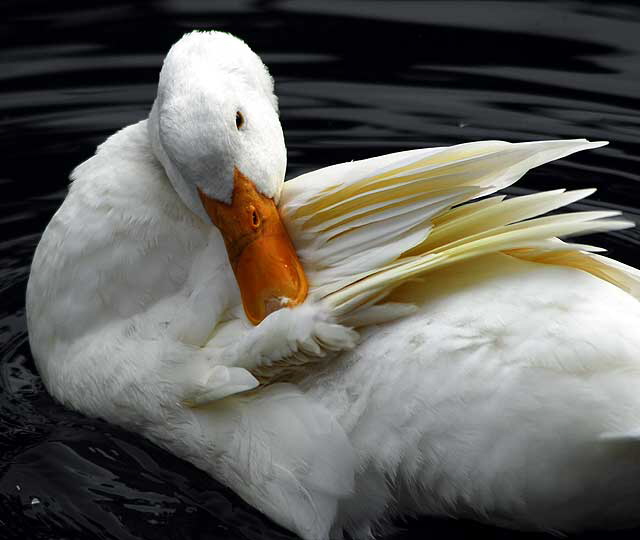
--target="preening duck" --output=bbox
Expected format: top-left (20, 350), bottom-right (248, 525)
top-left (27, 30), bottom-right (640, 540)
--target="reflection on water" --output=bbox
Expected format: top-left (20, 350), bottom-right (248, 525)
top-left (2, 1), bottom-right (640, 538)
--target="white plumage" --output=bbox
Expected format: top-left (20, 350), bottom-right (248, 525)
top-left (26, 30), bottom-right (640, 540)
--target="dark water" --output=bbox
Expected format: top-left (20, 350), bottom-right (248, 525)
top-left (2, 1), bottom-right (640, 538)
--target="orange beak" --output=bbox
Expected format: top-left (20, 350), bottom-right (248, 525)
top-left (198, 169), bottom-right (308, 325)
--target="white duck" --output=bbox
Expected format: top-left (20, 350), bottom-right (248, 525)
top-left (26, 30), bottom-right (640, 540)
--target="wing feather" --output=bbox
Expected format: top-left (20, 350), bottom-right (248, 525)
top-left (269, 138), bottom-right (635, 378)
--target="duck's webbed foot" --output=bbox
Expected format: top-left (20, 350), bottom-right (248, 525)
top-left (210, 302), bottom-right (359, 371)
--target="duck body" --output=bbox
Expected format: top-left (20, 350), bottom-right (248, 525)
top-left (308, 253), bottom-right (640, 536)
top-left (26, 31), bottom-right (640, 540)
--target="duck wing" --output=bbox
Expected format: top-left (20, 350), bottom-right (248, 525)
top-left (280, 139), bottom-right (635, 326)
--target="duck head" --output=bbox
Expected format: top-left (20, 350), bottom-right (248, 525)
top-left (148, 31), bottom-right (307, 325)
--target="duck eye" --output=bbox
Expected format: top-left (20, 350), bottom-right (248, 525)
top-left (236, 111), bottom-right (244, 130)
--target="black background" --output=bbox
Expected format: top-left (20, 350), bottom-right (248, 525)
top-left (2, 1), bottom-right (640, 539)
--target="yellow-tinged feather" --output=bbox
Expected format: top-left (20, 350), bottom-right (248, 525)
top-left (431, 194), bottom-right (506, 226)
top-left (278, 138), bottom-right (634, 358)
top-left (408, 189), bottom-right (596, 255)
top-left (507, 247), bottom-right (640, 298)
